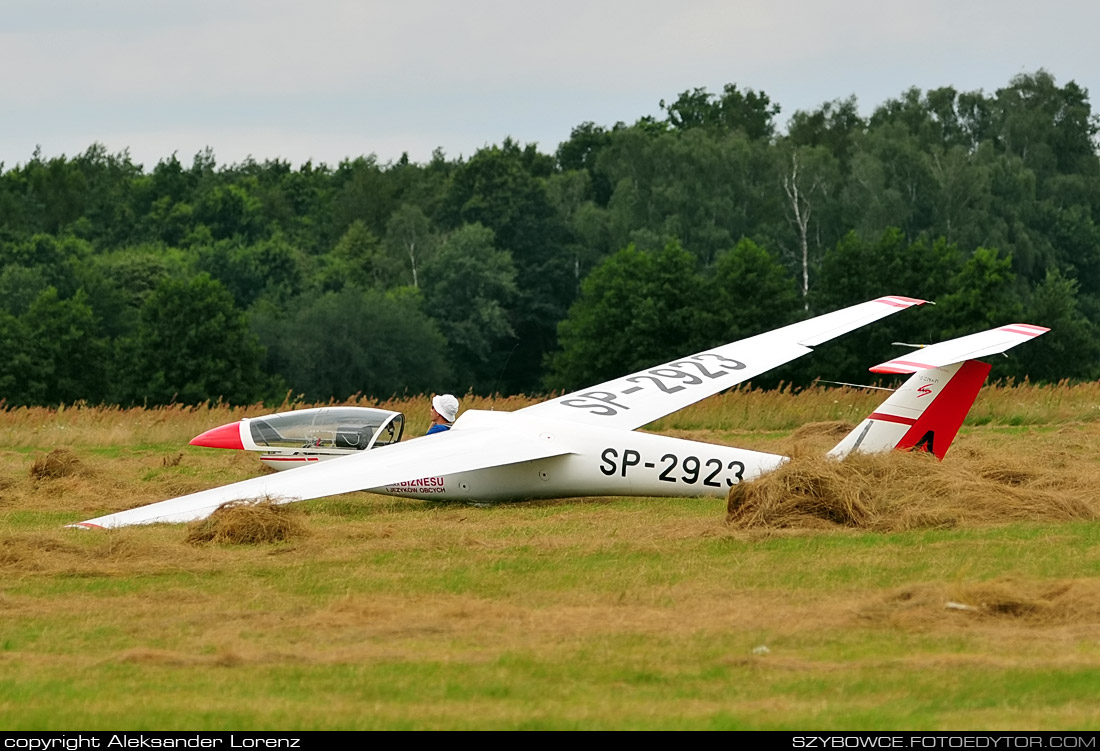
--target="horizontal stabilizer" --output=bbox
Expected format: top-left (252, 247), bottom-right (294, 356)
top-left (871, 324), bottom-right (1049, 374)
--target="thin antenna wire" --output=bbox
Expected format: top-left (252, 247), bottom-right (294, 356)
top-left (491, 342), bottom-right (520, 408)
top-left (816, 380), bottom-right (896, 392)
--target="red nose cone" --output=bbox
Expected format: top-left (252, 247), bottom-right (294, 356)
top-left (190, 421), bottom-right (245, 450)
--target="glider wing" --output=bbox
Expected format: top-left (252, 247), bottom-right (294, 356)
top-left (72, 424), bottom-right (573, 528)
top-left (519, 295), bottom-right (927, 430)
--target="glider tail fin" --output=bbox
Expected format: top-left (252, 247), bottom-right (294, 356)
top-left (826, 359), bottom-right (991, 461)
top-left (826, 323), bottom-right (1049, 461)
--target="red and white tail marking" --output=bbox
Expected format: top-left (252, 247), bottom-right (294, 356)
top-left (828, 323), bottom-right (1049, 461)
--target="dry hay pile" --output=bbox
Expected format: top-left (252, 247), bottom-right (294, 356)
top-left (789, 420), bottom-right (855, 440)
top-left (184, 497), bottom-right (309, 545)
top-left (29, 449), bottom-right (84, 480)
top-left (727, 446), bottom-right (1099, 531)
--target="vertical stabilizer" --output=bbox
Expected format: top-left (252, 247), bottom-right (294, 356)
top-left (827, 360), bottom-right (990, 461)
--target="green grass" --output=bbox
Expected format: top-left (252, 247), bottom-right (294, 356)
top-left (3, 508), bottom-right (1100, 730)
top-left (3, 397), bottom-right (1100, 730)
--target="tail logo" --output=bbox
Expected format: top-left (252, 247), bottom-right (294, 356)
top-left (916, 384), bottom-right (934, 398)
top-left (911, 430), bottom-right (936, 454)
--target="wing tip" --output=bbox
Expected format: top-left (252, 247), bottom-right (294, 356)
top-left (66, 521), bottom-right (104, 530)
top-left (875, 295), bottom-right (928, 308)
top-left (1001, 324), bottom-right (1050, 336)
top-left (870, 359), bottom-right (927, 374)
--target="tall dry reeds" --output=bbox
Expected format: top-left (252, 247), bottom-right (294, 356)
top-left (0, 392), bottom-right (546, 450)
top-left (4, 381), bottom-right (1096, 451)
top-left (653, 380), bottom-right (1100, 434)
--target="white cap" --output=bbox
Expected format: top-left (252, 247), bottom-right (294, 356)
top-left (432, 394), bottom-right (459, 423)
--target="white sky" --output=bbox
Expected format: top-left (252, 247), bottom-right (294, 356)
top-left (2, 0), bottom-right (1097, 171)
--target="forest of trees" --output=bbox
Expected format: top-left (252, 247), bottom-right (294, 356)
top-left (1, 69), bottom-right (1098, 407)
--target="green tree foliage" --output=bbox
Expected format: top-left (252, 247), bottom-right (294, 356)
top-left (251, 286), bottom-right (449, 401)
top-left (811, 230), bottom-right (1004, 380)
top-left (312, 220), bottom-right (400, 293)
top-left (705, 239), bottom-right (802, 342)
top-left (384, 203), bottom-right (436, 288)
top-left (0, 264), bottom-right (54, 317)
top-left (0, 69), bottom-right (1096, 404)
top-left (194, 181), bottom-right (265, 242)
top-left (420, 223), bottom-right (518, 393)
top-left (0, 287), bottom-right (111, 406)
top-left (75, 245), bottom-right (193, 339)
top-left (545, 170), bottom-right (613, 293)
top-left (787, 96), bottom-right (864, 167)
top-left (863, 72), bottom-right (1100, 292)
top-left (196, 234), bottom-right (305, 308)
top-left (547, 242), bottom-right (708, 391)
top-left (329, 156), bottom-right (399, 241)
top-left (556, 122), bottom-right (613, 206)
top-left (994, 71), bottom-right (1098, 178)
top-left (599, 127), bottom-right (776, 264)
top-left (660, 83), bottom-right (780, 140)
top-left (2, 144), bottom-right (140, 238)
top-left (815, 228), bottom-right (962, 312)
top-left (1011, 269), bottom-right (1100, 381)
top-left (0, 234), bottom-right (91, 311)
top-left (811, 232), bottom-right (1027, 382)
top-left (936, 246), bottom-right (1023, 336)
top-left (119, 274), bottom-right (268, 405)
top-left (22, 288), bottom-right (110, 405)
top-left (774, 144), bottom-right (842, 298)
top-left (0, 311), bottom-right (31, 405)
top-left (442, 140), bottom-right (574, 392)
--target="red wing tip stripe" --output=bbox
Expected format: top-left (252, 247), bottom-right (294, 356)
top-left (875, 296), bottom-right (927, 308)
top-left (870, 359), bottom-right (930, 373)
top-left (868, 412), bottom-right (918, 426)
top-left (69, 522), bottom-right (104, 529)
top-left (1001, 324), bottom-right (1050, 336)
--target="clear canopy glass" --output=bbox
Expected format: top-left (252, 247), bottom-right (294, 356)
top-left (247, 407), bottom-right (404, 452)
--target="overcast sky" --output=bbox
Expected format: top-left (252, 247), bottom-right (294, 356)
top-left (3, 0), bottom-right (1097, 171)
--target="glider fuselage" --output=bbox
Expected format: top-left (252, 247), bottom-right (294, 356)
top-left (368, 409), bottom-right (787, 502)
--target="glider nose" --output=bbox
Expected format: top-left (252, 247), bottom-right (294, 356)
top-left (190, 422), bottom-right (245, 450)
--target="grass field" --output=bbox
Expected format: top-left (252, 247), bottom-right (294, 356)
top-left (1, 384), bottom-right (1099, 731)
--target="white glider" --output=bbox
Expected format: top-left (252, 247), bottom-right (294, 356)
top-left (69, 298), bottom-right (1047, 529)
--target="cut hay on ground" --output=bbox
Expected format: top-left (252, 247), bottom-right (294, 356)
top-left (29, 449), bottom-right (84, 480)
top-left (863, 578), bottom-right (1100, 627)
top-left (184, 498), bottom-right (309, 545)
top-left (789, 420), bottom-right (856, 440)
top-left (726, 448), bottom-right (1100, 531)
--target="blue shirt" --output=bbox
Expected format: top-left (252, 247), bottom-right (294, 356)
top-left (426, 423), bottom-right (451, 435)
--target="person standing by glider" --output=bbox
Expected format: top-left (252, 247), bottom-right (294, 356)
top-left (426, 394), bottom-right (460, 435)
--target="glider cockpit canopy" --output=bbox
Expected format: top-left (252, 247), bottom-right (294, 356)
top-left (246, 406), bottom-right (404, 452)
top-left (189, 406), bottom-right (406, 471)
